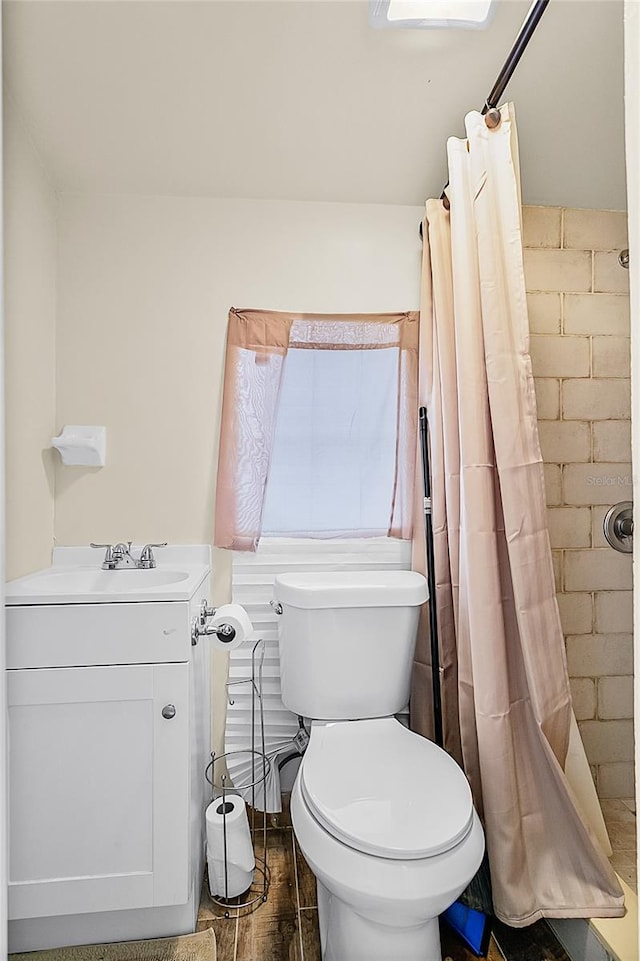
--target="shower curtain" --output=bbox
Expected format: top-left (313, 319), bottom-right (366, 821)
top-left (410, 103), bottom-right (624, 925)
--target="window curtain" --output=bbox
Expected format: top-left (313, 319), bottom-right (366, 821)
top-left (410, 104), bottom-right (624, 924)
top-left (214, 307), bottom-right (419, 552)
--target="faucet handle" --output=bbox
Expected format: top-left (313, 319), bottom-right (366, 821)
top-left (138, 542), bottom-right (168, 569)
top-left (90, 543), bottom-right (115, 569)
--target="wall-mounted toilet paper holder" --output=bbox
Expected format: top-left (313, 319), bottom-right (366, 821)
top-left (191, 600), bottom-right (252, 648)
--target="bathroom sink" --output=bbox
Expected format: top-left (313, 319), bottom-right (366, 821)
top-left (23, 568), bottom-right (190, 593)
top-left (5, 546), bottom-right (211, 605)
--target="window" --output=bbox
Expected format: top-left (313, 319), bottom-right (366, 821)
top-left (214, 308), bottom-right (418, 551)
top-left (262, 346), bottom-right (399, 537)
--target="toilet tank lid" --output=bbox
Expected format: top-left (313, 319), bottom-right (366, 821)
top-left (274, 570), bottom-right (428, 609)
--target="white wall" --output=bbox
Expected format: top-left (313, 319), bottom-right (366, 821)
top-left (3, 94), bottom-right (57, 580)
top-left (54, 194), bottom-right (423, 550)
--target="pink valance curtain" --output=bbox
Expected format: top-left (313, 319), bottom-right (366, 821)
top-left (411, 105), bottom-right (624, 924)
top-left (214, 308), bottom-right (419, 551)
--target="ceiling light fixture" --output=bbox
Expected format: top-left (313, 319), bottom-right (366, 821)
top-left (371, 0), bottom-right (494, 29)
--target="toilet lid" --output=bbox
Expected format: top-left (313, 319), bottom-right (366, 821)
top-left (300, 718), bottom-right (474, 860)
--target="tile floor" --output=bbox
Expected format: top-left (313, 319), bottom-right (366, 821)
top-left (601, 798), bottom-right (637, 892)
top-left (197, 799), bottom-right (571, 961)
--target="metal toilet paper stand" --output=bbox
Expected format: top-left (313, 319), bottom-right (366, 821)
top-left (205, 637), bottom-right (270, 917)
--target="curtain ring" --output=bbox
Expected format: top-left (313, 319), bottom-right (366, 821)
top-left (442, 195), bottom-right (451, 211)
top-left (484, 107), bottom-right (502, 130)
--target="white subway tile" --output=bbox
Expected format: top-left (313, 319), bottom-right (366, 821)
top-left (530, 335), bottom-right (590, 378)
top-left (524, 249), bottom-right (592, 293)
top-left (563, 294), bottom-right (629, 335)
top-left (562, 379), bottom-right (630, 420)
top-left (563, 209), bottom-right (628, 251)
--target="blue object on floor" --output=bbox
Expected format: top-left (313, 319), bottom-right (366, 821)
top-left (443, 900), bottom-right (492, 957)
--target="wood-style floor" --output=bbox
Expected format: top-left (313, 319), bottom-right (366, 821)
top-left (197, 798), bottom-right (571, 961)
top-left (197, 802), bottom-right (320, 961)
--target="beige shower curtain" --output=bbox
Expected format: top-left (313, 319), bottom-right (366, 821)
top-left (411, 104), bottom-right (624, 925)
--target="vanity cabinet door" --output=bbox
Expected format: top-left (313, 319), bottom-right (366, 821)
top-left (8, 661), bottom-right (190, 920)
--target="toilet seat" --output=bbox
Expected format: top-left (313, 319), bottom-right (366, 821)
top-left (300, 717), bottom-right (474, 860)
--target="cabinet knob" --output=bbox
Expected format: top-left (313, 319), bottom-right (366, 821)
top-left (162, 704), bottom-right (176, 720)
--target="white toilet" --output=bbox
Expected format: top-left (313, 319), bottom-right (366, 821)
top-left (273, 570), bottom-right (484, 961)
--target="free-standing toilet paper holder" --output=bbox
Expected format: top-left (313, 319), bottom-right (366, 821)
top-left (205, 636), bottom-right (270, 916)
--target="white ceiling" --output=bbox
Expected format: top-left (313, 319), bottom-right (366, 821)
top-left (3, 0), bottom-right (626, 209)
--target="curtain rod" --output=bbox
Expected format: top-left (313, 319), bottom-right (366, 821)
top-left (482, 0), bottom-right (550, 117)
top-left (420, 0), bottom-right (550, 234)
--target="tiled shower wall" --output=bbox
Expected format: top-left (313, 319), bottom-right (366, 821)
top-left (523, 205), bottom-right (633, 799)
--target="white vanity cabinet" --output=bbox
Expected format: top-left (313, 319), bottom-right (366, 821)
top-left (6, 549), bottom-right (212, 953)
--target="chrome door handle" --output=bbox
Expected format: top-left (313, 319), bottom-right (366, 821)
top-left (161, 704), bottom-right (176, 719)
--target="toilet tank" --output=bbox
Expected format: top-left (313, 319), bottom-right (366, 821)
top-left (273, 571), bottom-right (428, 720)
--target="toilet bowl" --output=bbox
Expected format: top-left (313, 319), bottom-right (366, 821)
top-left (273, 570), bottom-right (484, 961)
top-left (290, 717), bottom-right (484, 961)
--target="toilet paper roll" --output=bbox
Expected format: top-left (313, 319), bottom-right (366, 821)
top-left (206, 794), bottom-right (255, 899)
top-left (209, 603), bottom-right (253, 652)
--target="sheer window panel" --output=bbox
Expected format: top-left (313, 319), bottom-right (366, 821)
top-left (262, 347), bottom-right (399, 537)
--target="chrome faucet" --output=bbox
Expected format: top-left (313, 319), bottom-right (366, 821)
top-left (90, 542), bottom-right (167, 570)
top-left (91, 542), bottom-right (136, 569)
top-left (112, 542), bottom-right (137, 568)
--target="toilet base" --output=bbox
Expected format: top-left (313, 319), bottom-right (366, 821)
top-left (318, 880), bottom-right (441, 961)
